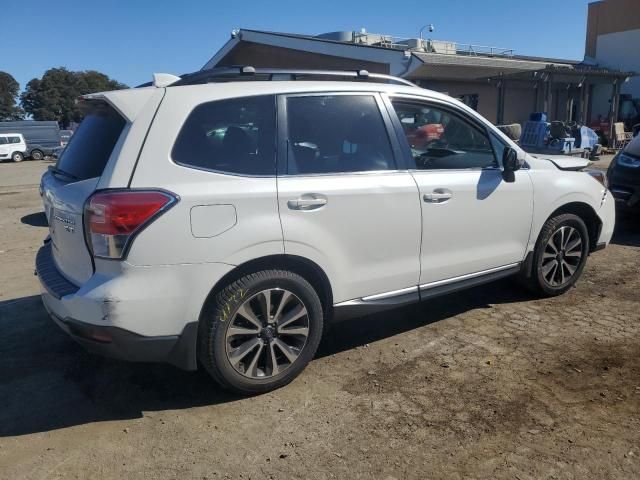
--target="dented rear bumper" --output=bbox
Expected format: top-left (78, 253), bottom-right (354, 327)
top-left (35, 242), bottom-right (232, 370)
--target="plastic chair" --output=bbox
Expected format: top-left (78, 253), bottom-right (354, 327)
top-left (614, 122), bottom-right (633, 149)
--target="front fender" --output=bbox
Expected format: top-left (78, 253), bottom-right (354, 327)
top-left (527, 169), bottom-right (609, 252)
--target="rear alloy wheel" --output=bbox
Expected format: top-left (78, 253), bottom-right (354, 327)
top-left (198, 270), bottom-right (323, 394)
top-left (528, 213), bottom-right (590, 296)
top-left (30, 150), bottom-right (44, 161)
top-left (11, 152), bottom-right (24, 162)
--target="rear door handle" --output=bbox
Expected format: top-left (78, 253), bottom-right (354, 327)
top-left (287, 194), bottom-right (327, 211)
top-left (423, 189), bottom-right (453, 203)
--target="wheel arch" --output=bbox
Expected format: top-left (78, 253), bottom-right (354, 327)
top-left (548, 202), bottom-right (602, 253)
top-left (522, 201), bottom-right (602, 280)
top-left (199, 254), bottom-right (334, 323)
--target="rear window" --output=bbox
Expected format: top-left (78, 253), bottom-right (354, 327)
top-left (171, 95), bottom-right (276, 176)
top-left (56, 103), bottom-right (126, 180)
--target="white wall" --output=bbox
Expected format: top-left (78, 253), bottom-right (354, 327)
top-left (595, 29), bottom-right (640, 98)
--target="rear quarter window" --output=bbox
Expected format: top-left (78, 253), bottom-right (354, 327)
top-left (55, 103), bottom-right (126, 180)
top-left (171, 95), bottom-right (276, 176)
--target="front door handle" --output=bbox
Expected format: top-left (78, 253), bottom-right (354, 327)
top-left (288, 194), bottom-right (327, 211)
top-left (423, 189), bottom-right (453, 203)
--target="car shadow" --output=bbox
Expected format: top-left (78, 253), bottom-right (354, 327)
top-left (20, 211), bottom-right (48, 227)
top-left (0, 279), bottom-right (532, 438)
top-left (319, 278), bottom-right (530, 358)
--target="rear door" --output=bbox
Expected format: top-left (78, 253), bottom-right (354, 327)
top-left (41, 101), bottom-right (127, 284)
top-left (276, 92), bottom-right (422, 303)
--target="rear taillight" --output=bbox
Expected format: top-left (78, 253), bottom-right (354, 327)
top-left (84, 190), bottom-right (177, 259)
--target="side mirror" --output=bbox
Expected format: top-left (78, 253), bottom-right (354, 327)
top-left (502, 147), bottom-right (521, 182)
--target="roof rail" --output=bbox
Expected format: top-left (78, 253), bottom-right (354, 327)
top-left (171, 66), bottom-right (418, 87)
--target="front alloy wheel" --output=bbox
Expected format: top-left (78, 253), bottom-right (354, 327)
top-left (528, 213), bottom-right (590, 296)
top-left (541, 226), bottom-right (583, 287)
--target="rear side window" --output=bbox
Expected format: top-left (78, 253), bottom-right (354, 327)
top-left (56, 103), bottom-right (126, 180)
top-left (285, 95), bottom-right (395, 175)
top-left (172, 95), bottom-right (276, 176)
top-left (8, 136), bottom-right (21, 144)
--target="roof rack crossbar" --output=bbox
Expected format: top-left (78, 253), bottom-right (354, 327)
top-left (171, 66), bottom-right (417, 87)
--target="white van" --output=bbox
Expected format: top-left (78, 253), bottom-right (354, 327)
top-left (0, 133), bottom-right (27, 162)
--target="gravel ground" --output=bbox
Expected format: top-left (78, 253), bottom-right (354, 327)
top-left (0, 159), bottom-right (638, 480)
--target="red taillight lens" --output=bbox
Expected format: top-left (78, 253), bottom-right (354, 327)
top-left (85, 190), bottom-right (176, 259)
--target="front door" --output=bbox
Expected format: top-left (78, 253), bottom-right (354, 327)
top-left (386, 96), bottom-right (534, 286)
top-left (276, 92), bottom-right (422, 304)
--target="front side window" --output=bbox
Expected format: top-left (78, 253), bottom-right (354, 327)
top-left (285, 95), bottom-right (395, 175)
top-left (172, 95), bottom-right (276, 176)
top-left (391, 100), bottom-right (497, 170)
top-left (0, 137), bottom-right (7, 145)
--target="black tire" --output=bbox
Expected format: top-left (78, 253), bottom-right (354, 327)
top-left (525, 213), bottom-right (590, 297)
top-left (11, 152), bottom-right (24, 162)
top-left (198, 270), bottom-right (324, 394)
top-left (30, 150), bottom-right (44, 161)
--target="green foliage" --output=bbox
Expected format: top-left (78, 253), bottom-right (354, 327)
top-left (20, 68), bottom-right (127, 127)
top-left (0, 71), bottom-right (24, 120)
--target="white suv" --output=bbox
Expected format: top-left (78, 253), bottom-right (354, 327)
top-left (37, 68), bottom-right (615, 394)
top-left (0, 133), bottom-right (27, 162)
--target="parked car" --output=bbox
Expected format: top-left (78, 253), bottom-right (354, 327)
top-left (607, 134), bottom-right (640, 212)
top-left (0, 120), bottom-right (62, 160)
top-left (60, 129), bottom-right (73, 146)
top-left (0, 133), bottom-right (27, 162)
top-left (36, 68), bottom-right (615, 394)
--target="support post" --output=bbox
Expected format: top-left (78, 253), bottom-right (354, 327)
top-left (577, 76), bottom-right (587, 124)
top-left (609, 79), bottom-right (620, 147)
top-left (496, 76), bottom-right (506, 125)
top-left (566, 85), bottom-right (573, 122)
top-left (544, 74), bottom-right (553, 119)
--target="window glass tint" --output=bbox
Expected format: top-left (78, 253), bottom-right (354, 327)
top-left (172, 95), bottom-right (276, 175)
top-left (8, 136), bottom-right (21, 144)
top-left (0, 137), bottom-right (7, 145)
top-left (286, 95), bottom-right (395, 174)
top-left (391, 100), bottom-right (497, 170)
top-left (56, 103), bottom-right (126, 180)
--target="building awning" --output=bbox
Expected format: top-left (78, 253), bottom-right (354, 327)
top-left (204, 28), bottom-right (635, 86)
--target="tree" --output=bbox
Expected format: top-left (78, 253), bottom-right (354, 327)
top-left (0, 71), bottom-right (23, 120)
top-left (20, 68), bottom-right (127, 127)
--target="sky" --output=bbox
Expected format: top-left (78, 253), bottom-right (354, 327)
top-left (2, 0), bottom-right (594, 90)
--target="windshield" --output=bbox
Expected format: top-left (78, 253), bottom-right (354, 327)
top-left (55, 103), bottom-right (125, 180)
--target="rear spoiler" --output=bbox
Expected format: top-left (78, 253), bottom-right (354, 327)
top-left (79, 88), bottom-right (163, 123)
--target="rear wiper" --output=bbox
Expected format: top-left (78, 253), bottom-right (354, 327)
top-left (48, 165), bottom-right (79, 181)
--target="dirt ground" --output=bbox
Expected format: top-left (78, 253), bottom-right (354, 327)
top-left (0, 159), bottom-right (639, 480)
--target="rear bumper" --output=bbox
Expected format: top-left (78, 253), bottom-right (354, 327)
top-left (35, 242), bottom-right (233, 370)
top-left (43, 303), bottom-right (197, 369)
